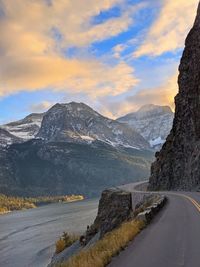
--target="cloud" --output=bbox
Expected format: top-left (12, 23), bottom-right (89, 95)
top-left (29, 101), bottom-right (54, 113)
top-left (112, 44), bottom-right (128, 58)
top-left (134, 0), bottom-right (199, 57)
top-left (0, 56), bottom-right (139, 98)
top-left (100, 72), bottom-right (178, 118)
top-left (127, 73), bottom-right (178, 110)
top-left (0, 0), bottom-right (142, 98)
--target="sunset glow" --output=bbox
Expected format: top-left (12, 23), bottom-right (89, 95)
top-left (0, 0), bottom-right (199, 122)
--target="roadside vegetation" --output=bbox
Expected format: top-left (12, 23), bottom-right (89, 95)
top-left (56, 232), bottom-right (79, 254)
top-left (61, 219), bottom-right (145, 267)
top-left (0, 194), bottom-right (84, 214)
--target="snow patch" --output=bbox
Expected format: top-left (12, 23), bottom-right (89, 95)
top-left (123, 144), bottom-right (141, 150)
top-left (80, 135), bottom-right (94, 142)
top-left (7, 131), bottom-right (33, 139)
top-left (150, 137), bottom-right (165, 147)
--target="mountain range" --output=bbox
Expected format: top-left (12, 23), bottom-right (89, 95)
top-left (0, 102), bottom-right (174, 197)
top-left (0, 103), bottom-right (174, 150)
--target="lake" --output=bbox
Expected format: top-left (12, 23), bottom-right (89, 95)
top-left (0, 199), bottom-right (99, 267)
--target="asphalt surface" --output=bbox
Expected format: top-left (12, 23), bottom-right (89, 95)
top-left (109, 190), bottom-right (200, 267)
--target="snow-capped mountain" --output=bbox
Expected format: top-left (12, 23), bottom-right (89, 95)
top-left (2, 113), bottom-right (44, 141)
top-left (117, 104), bottom-right (174, 150)
top-left (0, 103), bottom-right (173, 150)
top-left (37, 102), bottom-right (150, 149)
top-left (0, 102), bottom-right (154, 197)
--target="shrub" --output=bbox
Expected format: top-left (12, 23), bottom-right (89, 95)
top-left (56, 239), bottom-right (66, 254)
top-left (55, 232), bottom-right (79, 254)
top-left (63, 232), bottom-right (78, 247)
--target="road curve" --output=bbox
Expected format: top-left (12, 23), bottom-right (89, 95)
top-left (109, 184), bottom-right (200, 267)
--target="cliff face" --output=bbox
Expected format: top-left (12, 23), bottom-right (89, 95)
top-left (149, 3), bottom-right (200, 191)
top-left (91, 189), bottom-right (132, 237)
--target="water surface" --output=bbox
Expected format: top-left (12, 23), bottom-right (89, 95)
top-left (0, 199), bottom-right (98, 267)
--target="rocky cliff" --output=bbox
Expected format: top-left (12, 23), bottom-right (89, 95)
top-left (149, 3), bottom-right (200, 191)
top-left (88, 189), bottom-right (132, 238)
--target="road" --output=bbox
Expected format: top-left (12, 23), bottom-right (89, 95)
top-left (109, 186), bottom-right (200, 267)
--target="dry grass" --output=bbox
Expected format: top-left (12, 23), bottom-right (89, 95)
top-left (55, 232), bottom-right (79, 254)
top-left (60, 219), bottom-right (145, 267)
top-left (56, 239), bottom-right (66, 254)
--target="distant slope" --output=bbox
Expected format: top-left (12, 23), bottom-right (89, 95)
top-left (2, 113), bottom-right (44, 140)
top-left (0, 140), bottom-right (154, 197)
top-left (117, 104), bottom-right (174, 150)
top-left (0, 128), bottom-right (22, 147)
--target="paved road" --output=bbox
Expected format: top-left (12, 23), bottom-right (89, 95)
top-left (109, 189), bottom-right (200, 267)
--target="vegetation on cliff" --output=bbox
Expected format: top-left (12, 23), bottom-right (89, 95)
top-left (61, 219), bottom-right (145, 267)
top-left (55, 232), bottom-right (79, 254)
top-left (0, 194), bottom-right (84, 214)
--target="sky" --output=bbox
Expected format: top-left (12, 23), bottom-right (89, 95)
top-left (0, 0), bottom-right (199, 123)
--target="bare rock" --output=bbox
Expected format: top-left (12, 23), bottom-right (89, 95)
top-left (86, 188), bottom-right (132, 239)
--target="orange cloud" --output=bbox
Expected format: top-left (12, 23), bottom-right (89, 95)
top-left (0, 56), bottom-right (139, 97)
top-left (134, 0), bottom-right (199, 57)
top-left (0, 0), bottom-right (141, 98)
top-left (100, 73), bottom-right (178, 118)
top-left (29, 101), bottom-right (54, 113)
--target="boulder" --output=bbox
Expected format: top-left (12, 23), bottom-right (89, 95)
top-left (86, 188), bottom-right (132, 239)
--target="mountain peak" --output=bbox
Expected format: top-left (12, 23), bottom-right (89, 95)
top-left (137, 104), bottom-right (172, 114)
top-left (134, 104), bottom-right (173, 120)
top-left (53, 101), bottom-right (90, 108)
top-left (118, 104), bottom-right (173, 122)
top-left (37, 102), bottom-right (149, 149)
top-left (117, 104), bottom-right (174, 149)
top-left (50, 102), bottom-right (97, 114)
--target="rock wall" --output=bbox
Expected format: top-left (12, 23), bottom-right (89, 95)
top-left (86, 189), bottom-right (132, 239)
top-left (149, 3), bottom-right (200, 191)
